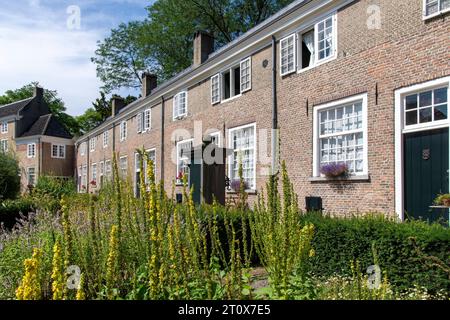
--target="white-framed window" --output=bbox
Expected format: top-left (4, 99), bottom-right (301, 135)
top-left (80, 142), bottom-right (86, 156)
top-left (316, 15), bottom-right (336, 62)
top-left (119, 156), bottom-right (128, 178)
top-left (120, 121), bottom-right (127, 141)
top-left (176, 139), bottom-right (193, 183)
top-left (89, 138), bottom-right (95, 152)
top-left (403, 86), bottom-right (448, 131)
top-left (228, 123), bottom-right (257, 190)
top-left (1, 122), bottom-right (7, 134)
top-left (99, 161), bottom-right (105, 186)
top-left (144, 109), bottom-right (151, 131)
top-left (105, 160), bottom-right (112, 180)
top-left (0, 139), bottom-right (8, 152)
top-left (423, 0), bottom-right (450, 18)
top-left (103, 131), bottom-right (109, 148)
top-left (209, 131), bottom-right (221, 147)
top-left (222, 64), bottom-right (242, 101)
top-left (81, 165), bottom-right (87, 190)
top-left (27, 143), bottom-right (36, 158)
top-left (92, 163), bottom-right (97, 184)
top-left (211, 74), bottom-right (221, 104)
top-left (280, 34), bottom-right (296, 76)
top-left (313, 94), bottom-right (368, 177)
top-left (51, 144), bottom-right (65, 159)
top-left (27, 167), bottom-right (36, 186)
top-left (240, 57), bottom-right (252, 93)
top-left (134, 149), bottom-right (156, 195)
top-left (173, 91), bottom-right (188, 120)
top-left (137, 112), bottom-right (143, 133)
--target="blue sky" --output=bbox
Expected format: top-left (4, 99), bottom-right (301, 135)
top-left (0, 0), bottom-right (154, 116)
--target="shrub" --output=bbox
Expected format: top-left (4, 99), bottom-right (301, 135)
top-left (300, 212), bottom-right (450, 296)
top-left (31, 176), bottom-right (76, 212)
top-left (0, 198), bottom-right (34, 229)
top-left (0, 152), bottom-right (20, 201)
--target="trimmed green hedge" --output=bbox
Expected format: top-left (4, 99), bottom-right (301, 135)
top-left (300, 213), bottom-right (450, 295)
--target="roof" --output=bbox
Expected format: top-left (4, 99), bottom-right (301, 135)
top-left (20, 114), bottom-right (73, 139)
top-left (0, 97), bottom-right (33, 118)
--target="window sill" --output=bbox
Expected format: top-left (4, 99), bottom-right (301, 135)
top-left (226, 189), bottom-right (257, 195)
top-left (309, 175), bottom-right (370, 183)
top-left (220, 94), bottom-right (242, 104)
top-left (423, 8), bottom-right (450, 21)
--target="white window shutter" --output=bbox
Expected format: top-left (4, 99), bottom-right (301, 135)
top-left (137, 112), bottom-right (142, 133)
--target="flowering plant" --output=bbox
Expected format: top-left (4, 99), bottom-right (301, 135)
top-left (320, 163), bottom-right (349, 178)
top-left (176, 171), bottom-right (184, 182)
top-left (230, 179), bottom-right (248, 192)
top-left (90, 180), bottom-right (97, 188)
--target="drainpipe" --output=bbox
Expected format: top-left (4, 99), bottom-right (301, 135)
top-left (38, 137), bottom-right (42, 181)
top-left (271, 35), bottom-right (279, 175)
top-left (87, 138), bottom-right (90, 193)
top-left (161, 97), bottom-right (165, 182)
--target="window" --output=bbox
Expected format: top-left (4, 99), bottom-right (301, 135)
top-left (135, 149), bottom-right (156, 196)
top-left (90, 138), bottom-right (95, 152)
top-left (103, 131), bottom-right (109, 148)
top-left (105, 160), bottom-right (112, 180)
top-left (300, 29), bottom-right (315, 69)
top-left (119, 156), bottom-right (128, 178)
top-left (27, 168), bottom-right (36, 186)
top-left (316, 16), bottom-right (335, 62)
top-left (52, 144), bottom-right (65, 159)
top-left (209, 132), bottom-right (221, 147)
top-left (137, 112), bottom-right (143, 133)
top-left (280, 34), bottom-right (296, 76)
top-left (144, 109), bottom-right (151, 131)
top-left (424, 0), bottom-right (450, 17)
top-left (313, 94), bottom-right (368, 177)
top-left (27, 143), bottom-right (36, 158)
top-left (120, 121), bottom-right (127, 141)
top-left (81, 165), bottom-right (87, 191)
top-left (99, 161), bottom-right (105, 187)
top-left (92, 164), bottom-right (97, 184)
top-left (228, 124), bottom-right (256, 190)
top-left (211, 74), bottom-right (221, 104)
top-left (1, 122), bottom-right (7, 134)
top-left (240, 57), bottom-right (252, 93)
top-left (173, 91), bottom-right (187, 120)
top-left (80, 142), bottom-right (86, 156)
top-left (176, 139), bottom-right (193, 183)
top-left (0, 140), bottom-right (8, 152)
top-left (404, 87), bottom-right (448, 129)
top-left (222, 65), bottom-right (241, 100)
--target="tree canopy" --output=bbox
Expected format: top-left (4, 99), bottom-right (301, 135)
top-left (0, 152), bottom-right (21, 201)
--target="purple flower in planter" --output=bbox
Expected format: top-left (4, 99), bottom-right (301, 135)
top-left (320, 163), bottom-right (349, 178)
top-left (231, 179), bottom-right (248, 192)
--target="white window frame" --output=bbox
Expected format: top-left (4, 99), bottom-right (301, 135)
top-left (27, 143), bottom-right (36, 158)
top-left (51, 144), bottom-right (66, 159)
top-left (394, 76), bottom-right (450, 221)
top-left (312, 93), bottom-right (369, 178)
top-left (137, 112), bottom-right (143, 133)
top-left (280, 34), bottom-right (297, 76)
top-left (81, 165), bottom-right (87, 191)
top-left (1, 122), bottom-right (7, 134)
top-left (99, 161), bottom-right (105, 180)
top-left (103, 131), bottom-right (109, 148)
top-left (89, 138), bottom-right (95, 152)
top-left (120, 121), bottom-right (127, 141)
top-left (92, 163), bottom-right (97, 183)
top-left (105, 160), bottom-right (112, 179)
top-left (240, 57), bottom-right (252, 93)
top-left (27, 167), bottom-right (36, 186)
top-left (0, 139), bottom-right (8, 152)
top-left (209, 131), bottom-right (221, 147)
top-left (221, 64), bottom-right (243, 102)
top-left (228, 123), bottom-right (257, 191)
top-left (423, 0), bottom-right (450, 19)
top-left (173, 91), bottom-right (188, 120)
top-left (211, 74), bottom-right (221, 105)
top-left (315, 14), bottom-right (337, 64)
top-left (176, 139), bottom-right (194, 184)
top-left (119, 156), bottom-right (128, 178)
top-left (144, 109), bottom-right (151, 132)
top-left (80, 142), bottom-right (86, 156)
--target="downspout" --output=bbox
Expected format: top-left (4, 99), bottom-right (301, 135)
top-left (38, 137), bottom-right (42, 181)
top-left (271, 35), bottom-right (279, 175)
top-left (87, 138), bottom-right (90, 193)
top-left (161, 97), bottom-right (165, 182)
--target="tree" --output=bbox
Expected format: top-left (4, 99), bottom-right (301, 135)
top-left (92, 0), bottom-right (296, 92)
top-left (0, 82), bottom-right (81, 137)
top-left (0, 152), bottom-right (20, 200)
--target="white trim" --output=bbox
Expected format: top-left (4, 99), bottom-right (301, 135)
top-left (228, 122), bottom-right (257, 191)
top-left (209, 131), bottom-right (222, 147)
top-left (173, 91), bottom-right (188, 120)
top-left (240, 57), bottom-right (252, 93)
top-left (120, 121), bottom-right (127, 141)
top-left (103, 131), bottom-right (109, 148)
top-left (51, 143), bottom-right (66, 159)
top-left (89, 137), bottom-right (96, 152)
top-left (312, 93), bottom-right (369, 177)
top-left (1, 121), bottom-right (8, 134)
top-left (0, 139), bottom-right (8, 152)
top-left (137, 112), bottom-right (143, 133)
top-left (280, 33), bottom-right (297, 76)
top-left (27, 143), bottom-right (36, 158)
top-left (423, 0), bottom-right (450, 20)
top-left (144, 108), bottom-right (151, 132)
top-left (91, 163), bottom-right (98, 183)
top-left (176, 138), bottom-right (194, 183)
top-left (211, 74), bottom-right (221, 105)
top-left (394, 76), bottom-right (450, 221)
top-left (27, 167), bottom-right (37, 186)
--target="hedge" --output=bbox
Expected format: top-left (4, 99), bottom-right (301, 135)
top-left (0, 198), bottom-right (34, 229)
top-left (300, 213), bottom-right (450, 295)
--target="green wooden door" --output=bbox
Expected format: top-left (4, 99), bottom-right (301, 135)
top-left (404, 128), bottom-right (449, 223)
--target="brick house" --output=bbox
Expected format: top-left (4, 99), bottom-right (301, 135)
top-left (0, 87), bottom-right (74, 191)
top-left (76, 0), bottom-right (450, 222)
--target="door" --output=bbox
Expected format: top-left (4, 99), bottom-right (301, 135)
top-left (189, 161), bottom-right (202, 204)
top-left (404, 128), bottom-right (449, 223)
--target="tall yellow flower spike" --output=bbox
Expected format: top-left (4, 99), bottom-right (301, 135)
top-left (16, 248), bottom-right (42, 300)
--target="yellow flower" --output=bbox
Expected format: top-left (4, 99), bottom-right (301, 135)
top-left (16, 248), bottom-right (42, 300)
top-left (76, 273), bottom-right (86, 300)
top-left (51, 239), bottom-right (65, 300)
top-left (106, 225), bottom-right (119, 300)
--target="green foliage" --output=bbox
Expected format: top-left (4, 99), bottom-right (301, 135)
top-left (31, 176), bottom-right (76, 212)
top-left (300, 212), bottom-right (450, 297)
top-left (0, 152), bottom-right (20, 201)
top-left (0, 82), bottom-right (80, 137)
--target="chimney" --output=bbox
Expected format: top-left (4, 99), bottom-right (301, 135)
top-left (111, 96), bottom-right (126, 117)
top-left (193, 31), bottom-right (214, 67)
top-left (33, 86), bottom-right (44, 101)
top-left (142, 73), bottom-right (158, 97)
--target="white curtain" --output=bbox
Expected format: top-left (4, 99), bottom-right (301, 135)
top-left (303, 31), bottom-right (315, 67)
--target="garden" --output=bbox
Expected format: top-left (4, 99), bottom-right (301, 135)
top-left (0, 152), bottom-right (449, 300)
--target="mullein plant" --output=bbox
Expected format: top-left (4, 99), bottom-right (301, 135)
top-left (16, 248), bottom-right (43, 300)
top-left (50, 238), bottom-right (65, 300)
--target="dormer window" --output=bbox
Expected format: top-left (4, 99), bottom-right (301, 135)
top-left (173, 91), bottom-right (187, 120)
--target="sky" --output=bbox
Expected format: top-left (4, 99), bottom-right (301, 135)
top-left (0, 0), bottom-right (153, 116)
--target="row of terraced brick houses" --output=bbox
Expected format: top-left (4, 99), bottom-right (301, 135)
top-left (75, 0), bottom-right (450, 222)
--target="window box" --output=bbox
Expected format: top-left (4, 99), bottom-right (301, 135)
top-left (309, 175), bottom-right (370, 183)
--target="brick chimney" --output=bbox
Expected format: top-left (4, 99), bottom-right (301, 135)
top-left (193, 31), bottom-right (214, 67)
top-left (142, 73), bottom-right (158, 97)
top-left (111, 96), bottom-right (126, 117)
top-left (33, 86), bottom-right (44, 101)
